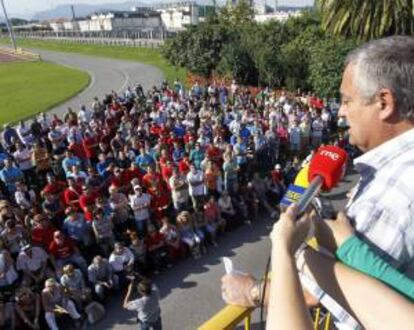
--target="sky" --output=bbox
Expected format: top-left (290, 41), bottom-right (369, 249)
top-left (2, 0), bottom-right (314, 18)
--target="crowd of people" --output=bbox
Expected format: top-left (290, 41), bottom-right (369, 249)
top-left (0, 77), bottom-right (348, 329)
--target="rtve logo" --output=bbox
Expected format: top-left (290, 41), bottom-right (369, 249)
top-left (320, 150), bottom-right (340, 161)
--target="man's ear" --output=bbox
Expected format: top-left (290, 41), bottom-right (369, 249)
top-left (378, 88), bottom-right (397, 120)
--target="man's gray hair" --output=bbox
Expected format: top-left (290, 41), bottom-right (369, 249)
top-left (345, 36), bottom-right (414, 121)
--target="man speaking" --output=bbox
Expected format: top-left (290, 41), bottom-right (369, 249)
top-left (221, 36), bottom-right (414, 329)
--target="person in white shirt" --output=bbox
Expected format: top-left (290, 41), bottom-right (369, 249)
top-left (311, 117), bottom-right (324, 147)
top-left (78, 105), bottom-right (92, 124)
top-left (109, 242), bottom-right (135, 283)
top-left (129, 185), bottom-right (151, 236)
top-left (16, 244), bottom-right (51, 286)
top-left (14, 181), bottom-right (36, 211)
top-left (16, 121), bottom-right (34, 146)
top-left (288, 121), bottom-right (301, 153)
top-left (13, 141), bottom-right (36, 185)
top-left (187, 164), bottom-right (205, 211)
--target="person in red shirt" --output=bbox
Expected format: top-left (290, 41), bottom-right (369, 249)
top-left (63, 177), bottom-right (82, 210)
top-left (82, 131), bottom-right (99, 165)
top-left (158, 149), bottom-right (171, 170)
top-left (49, 231), bottom-right (87, 275)
top-left (142, 166), bottom-right (171, 222)
top-left (42, 173), bottom-right (67, 203)
top-left (145, 224), bottom-right (171, 272)
top-left (161, 160), bottom-right (174, 187)
top-left (123, 163), bottom-right (144, 193)
top-left (110, 167), bottom-right (129, 193)
top-left (178, 155), bottom-right (191, 176)
top-left (206, 144), bottom-right (223, 167)
top-left (31, 215), bottom-right (57, 250)
top-left (68, 139), bottom-right (87, 162)
top-left (79, 185), bottom-right (100, 214)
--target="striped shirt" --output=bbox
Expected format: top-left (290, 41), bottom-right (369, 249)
top-left (303, 128), bottom-right (414, 329)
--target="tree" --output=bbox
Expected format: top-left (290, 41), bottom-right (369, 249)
top-left (219, 0), bottom-right (255, 27)
top-left (307, 37), bottom-right (358, 98)
top-left (318, 0), bottom-right (414, 41)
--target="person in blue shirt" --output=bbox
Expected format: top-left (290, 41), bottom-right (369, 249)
top-left (62, 207), bottom-right (90, 248)
top-left (173, 120), bottom-right (186, 138)
top-left (96, 153), bottom-right (114, 180)
top-left (189, 143), bottom-right (205, 170)
top-left (0, 158), bottom-right (24, 194)
top-left (62, 150), bottom-right (82, 176)
top-left (239, 123), bottom-right (251, 142)
top-left (172, 142), bottom-right (185, 163)
top-left (1, 124), bottom-right (20, 151)
top-left (135, 147), bottom-right (155, 172)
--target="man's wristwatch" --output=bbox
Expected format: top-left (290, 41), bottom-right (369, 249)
top-left (250, 280), bottom-right (262, 307)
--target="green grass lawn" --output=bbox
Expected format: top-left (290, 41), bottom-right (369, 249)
top-left (0, 38), bottom-right (187, 84)
top-left (0, 61), bottom-right (90, 125)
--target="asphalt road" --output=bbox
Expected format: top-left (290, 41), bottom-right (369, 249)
top-left (32, 49), bottom-right (164, 118)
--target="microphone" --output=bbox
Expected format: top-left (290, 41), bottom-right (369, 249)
top-left (294, 164), bottom-right (310, 188)
top-left (279, 165), bottom-right (309, 208)
top-left (296, 145), bottom-right (347, 214)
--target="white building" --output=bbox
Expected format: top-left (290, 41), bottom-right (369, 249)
top-left (133, 1), bottom-right (214, 32)
top-left (48, 10), bottom-right (163, 33)
top-left (255, 10), bottom-right (302, 23)
top-left (49, 19), bottom-right (66, 32)
top-left (88, 11), bottom-right (162, 32)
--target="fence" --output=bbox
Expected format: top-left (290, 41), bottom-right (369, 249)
top-left (0, 30), bottom-right (177, 48)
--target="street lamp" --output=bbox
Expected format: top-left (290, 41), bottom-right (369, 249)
top-left (0, 0), bottom-right (17, 51)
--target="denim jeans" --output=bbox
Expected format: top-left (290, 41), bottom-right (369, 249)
top-left (138, 316), bottom-right (162, 330)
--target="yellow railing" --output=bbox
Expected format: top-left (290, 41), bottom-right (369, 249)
top-left (199, 305), bottom-right (332, 330)
top-left (198, 304), bottom-right (255, 330)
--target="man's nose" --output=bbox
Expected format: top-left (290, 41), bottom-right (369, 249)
top-left (338, 105), bottom-right (347, 117)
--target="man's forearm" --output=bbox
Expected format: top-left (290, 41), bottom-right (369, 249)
top-left (266, 247), bottom-right (313, 330)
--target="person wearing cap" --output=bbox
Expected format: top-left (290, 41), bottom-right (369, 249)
top-left (41, 277), bottom-right (82, 330)
top-left (16, 244), bottom-right (51, 286)
top-left (129, 184), bottom-right (151, 237)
